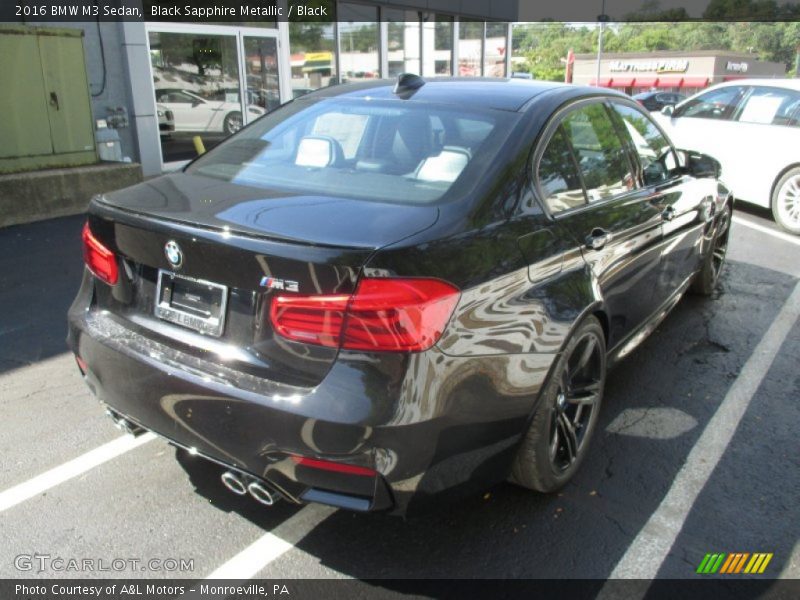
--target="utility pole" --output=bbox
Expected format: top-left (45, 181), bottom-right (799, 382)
top-left (595, 0), bottom-right (609, 86)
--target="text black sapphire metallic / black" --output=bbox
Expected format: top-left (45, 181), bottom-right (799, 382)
top-left (68, 76), bottom-right (732, 515)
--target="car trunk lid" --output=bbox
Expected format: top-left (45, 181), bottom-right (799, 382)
top-left (86, 173), bottom-right (438, 387)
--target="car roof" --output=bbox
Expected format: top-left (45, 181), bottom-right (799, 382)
top-left (297, 77), bottom-right (611, 112)
top-left (702, 78), bottom-right (800, 91)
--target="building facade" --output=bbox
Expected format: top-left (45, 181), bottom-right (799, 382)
top-left (572, 50), bottom-right (786, 96)
top-left (6, 2), bottom-right (522, 176)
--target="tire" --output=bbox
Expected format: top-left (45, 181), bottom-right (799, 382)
top-left (771, 167), bottom-right (800, 235)
top-left (690, 201), bottom-right (731, 296)
top-left (223, 111), bottom-right (243, 135)
top-left (510, 315), bottom-right (606, 493)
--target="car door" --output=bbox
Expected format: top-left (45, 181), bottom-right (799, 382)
top-left (610, 100), bottom-right (711, 301)
top-left (535, 100), bottom-right (665, 350)
top-left (724, 85), bottom-right (800, 205)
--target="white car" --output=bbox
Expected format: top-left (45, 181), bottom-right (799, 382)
top-left (654, 79), bottom-right (800, 234)
top-left (156, 103), bottom-right (174, 138)
top-left (154, 89), bottom-right (265, 136)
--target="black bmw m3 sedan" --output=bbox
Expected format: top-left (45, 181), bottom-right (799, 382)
top-left (69, 76), bottom-right (731, 514)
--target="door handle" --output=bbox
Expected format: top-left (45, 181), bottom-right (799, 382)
top-left (49, 91), bottom-right (60, 111)
top-left (661, 206), bottom-right (676, 221)
top-left (585, 228), bottom-right (611, 250)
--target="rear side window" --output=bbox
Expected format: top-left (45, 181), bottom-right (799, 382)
top-left (674, 86), bottom-right (746, 120)
top-left (612, 103), bottom-right (680, 185)
top-left (735, 87), bottom-right (800, 127)
top-left (537, 126), bottom-right (586, 213)
top-left (561, 103), bottom-right (635, 202)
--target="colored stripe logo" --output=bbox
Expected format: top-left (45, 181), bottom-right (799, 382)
top-left (696, 552), bottom-right (773, 574)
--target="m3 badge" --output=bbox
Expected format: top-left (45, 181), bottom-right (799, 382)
top-left (260, 276), bottom-right (299, 292)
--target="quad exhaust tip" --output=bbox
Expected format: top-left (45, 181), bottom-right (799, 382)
top-left (106, 409), bottom-right (145, 437)
top-left (247, 481), bottom-right (277, 506)
top-left (220, 471), bottom-right (248, 495)
top-left (220, 471), bottom-right (281, 506)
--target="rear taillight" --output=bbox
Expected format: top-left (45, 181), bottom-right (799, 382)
top-left (269, 277), bottom-right (460, 353)
top-left (82, 222), bottom-right (118, 285)
top-left (270, 293), bottom-right (350, 348)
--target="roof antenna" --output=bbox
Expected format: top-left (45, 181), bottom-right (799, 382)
top-left (393, 73), bottom-right (425, 98)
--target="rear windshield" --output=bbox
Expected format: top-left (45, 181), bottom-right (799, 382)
top-left (186, 97), bottom-right (516, 204)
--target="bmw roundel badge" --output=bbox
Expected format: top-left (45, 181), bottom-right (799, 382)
top-left (164, 240), bottom-right (183, 269)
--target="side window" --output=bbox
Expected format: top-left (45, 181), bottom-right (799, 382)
top-left (674, 86), bottom-right (745, 120)
top-left (612, 103), bottom-right (680, 185)
top-left (562, 103), bottom-right (635, 202)
top-left (735, 87), bottom-right (800, 127)
top-left (537, 125), bottom-right (586, 214)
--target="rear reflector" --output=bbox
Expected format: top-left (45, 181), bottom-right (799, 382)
top-left (290, 455), bottom-right (376, 477)
top-left (82, 222), bottom-right (118, 285)
top-left (75, 355), bottom-right (88, 375)
top-left (270, 277), bottom-right (459, 352)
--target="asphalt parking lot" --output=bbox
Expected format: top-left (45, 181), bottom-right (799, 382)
top-left (0, 204), bottom-right (798, 588)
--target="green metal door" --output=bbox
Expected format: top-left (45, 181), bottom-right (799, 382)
top-left (0, 33), bottom-right (52, 159)
top-left (38, 34), bottom-right (95, 154)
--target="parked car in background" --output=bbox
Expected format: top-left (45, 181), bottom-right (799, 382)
top-left (70, 77), bottom-right (731, 515)
top-left (633, 91), bottom-right (686, 112)
top-left (154, 88), bottom-right (266, 135)
top-left (655, 79), bottom-right (800, 234)
top-left (156, 104), bottom-right (174, 138)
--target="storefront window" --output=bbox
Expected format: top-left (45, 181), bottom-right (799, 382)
top-left (387, 10), bottom-right (421, 77)
top-left (422, 14), bottom-right (453, 77)
top-left (288, 22), bottom-right (336, 97)
top-left (458, 19), bottom-right (483, 77)
top-left (243, 37), bottom-right (280, 112)
top-left (338, 4), bottom-right (379, 83)
top-left (149, 31), bottom-right (243, 163)
top-left (484, 23), bottom-right (508, 77)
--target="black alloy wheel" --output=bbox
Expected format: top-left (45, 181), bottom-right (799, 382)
top-left (691, 202), bottom-right (731, 296)
top-left (511, 316), bottom-right (606, 492)
top-left (549, 333), bottom-right (604, 473)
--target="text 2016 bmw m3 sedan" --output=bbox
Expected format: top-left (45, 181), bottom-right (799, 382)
top-left (69, 76), bottom-right (731, 514)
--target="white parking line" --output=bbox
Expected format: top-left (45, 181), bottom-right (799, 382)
top-left (604, 280), bottom-right (800, 583)
top-left (0, 433), bottom-right (155, 513)
top-left (204, 504), bottom-right (338, 579)
top-left (732, 216), bottom-right (800, 246)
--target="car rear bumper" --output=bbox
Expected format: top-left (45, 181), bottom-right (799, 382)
top-left (68, 274), bottom-right (555, 514)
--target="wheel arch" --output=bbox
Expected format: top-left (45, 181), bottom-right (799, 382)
top-left (769, 162), bottom-right (800, 205)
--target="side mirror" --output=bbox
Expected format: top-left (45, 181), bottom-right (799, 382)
top-left (661, 105), bottom-right (674, 117)
top-left (191, 100), bottom-right (203, 108)
top-left (677, 149), bottom-right (721, 179)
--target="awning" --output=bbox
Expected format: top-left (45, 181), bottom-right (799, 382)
top-left (589, 78), bottom-right (612, 87)
top-left (657, 77), bottom-right (683, 88)
top-left (634, 77), bottom-right (658, 87)
top-left (302, 59), bottom-right (332, 73)
top-left (724, 75), bottom-right (746, 81)
top-left (610, 77), bottom-right (635, 88)
top-left (682, 77), bottom-right (709, 88)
